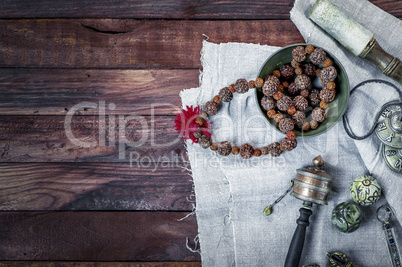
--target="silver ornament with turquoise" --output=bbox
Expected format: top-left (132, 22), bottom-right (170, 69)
top-left (350, 175), bottom-right (381, 206)
top-left (331, 202), bottom-right (362, 233)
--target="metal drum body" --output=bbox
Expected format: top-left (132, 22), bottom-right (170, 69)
top-left (291, 164), bottom-right (334, 205)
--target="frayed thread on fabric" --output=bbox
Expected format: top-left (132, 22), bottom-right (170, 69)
top-left (177, 203), bottom-right (196, 221)
top-left (217, 162), bottom-right (237, 265)
top-left (186, 235), bottom-right (201, 254)
top-left (178, 157), bottom-right (197, 222)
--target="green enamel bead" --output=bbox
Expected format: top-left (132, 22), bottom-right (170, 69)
top-left (331, 202), bottom-right (362, 233)
top-left (350, 175), bottom-right (381, 206)
top-left (263, 206), bottom-right (272, 216)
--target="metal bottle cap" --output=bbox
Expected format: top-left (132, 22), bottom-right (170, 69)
top-left (290, 156), bottom-right (334, 205)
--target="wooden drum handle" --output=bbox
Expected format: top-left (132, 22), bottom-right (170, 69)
top-left (284, 206), bottom-right (313, 267)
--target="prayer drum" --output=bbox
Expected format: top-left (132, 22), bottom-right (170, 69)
top-left (290, 155), bottom-right (334, 205)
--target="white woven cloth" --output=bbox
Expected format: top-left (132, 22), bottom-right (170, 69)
top-left (180, 0), bottom-right (402, 266)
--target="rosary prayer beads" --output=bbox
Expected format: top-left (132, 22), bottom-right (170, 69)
top-left (193, 78), bottom-right (298, 159)
top-left (262, 45), bottom-right (338, 133)
top-left (175, 45), bottom-right (338, 159)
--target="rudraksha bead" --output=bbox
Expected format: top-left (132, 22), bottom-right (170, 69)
top-left (292, 110), bottom-right (306, 128)
top-left (261, 96), bottom-right (276, 111)
top-left (234, 78), bottom-right (249, 93)
top-left (312, 107), bottom-right (327, 122)
top-left (279, 118), bottom-right (295, 133)
top-left (268, 142), bottom-right (282, 157)
top-left (292, 45), bottom-right (307, 62)
top-left (281, 137), bottom-right (298, 151)
top-left (293, 95), bottom-right (308, 111)
top-left (310, 47), bottom-right (326, 65)
top-left (262, 75), bottom-right (280, 96)
top-left (304, 63), bottom-right (316, 76)
top-left (277, 95), bottom-right (293, 112)
top-left (219, 87), bottom-right (233, 102)
top-left (204, 101), bottom-right (218, 116)
top-left (280, 64), bottom-right (295, 79)
top-left (287, 82), bottom-right (300, 95)
top-left (217, 141), bottom-right (232, 156)
top-left (294, 74), bottom-right (311, 90)
top-left (320, 66), bottom-right (338, 82)
top-left (240, 143), bottom-right (254, 159)
top-left (309, 88), bottom-right (321, 106)
top-left (320, 88), bottom-right (335, 103)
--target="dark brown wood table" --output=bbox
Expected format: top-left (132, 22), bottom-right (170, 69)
top-left (0, 1), bottom-right (400, 266)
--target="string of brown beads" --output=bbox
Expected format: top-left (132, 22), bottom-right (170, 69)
top-left (261, 45), bottom-right (338, 133)
top-left (195, 45), bottom-right (337, 159)
top-left (195, 78), bottom-right (297, 159)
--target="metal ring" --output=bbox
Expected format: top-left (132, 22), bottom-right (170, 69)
top-left (376, 204), bottom-right (394, 224)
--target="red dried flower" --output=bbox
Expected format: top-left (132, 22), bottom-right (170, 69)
top-left (174, 106), bottom-right (211, 143)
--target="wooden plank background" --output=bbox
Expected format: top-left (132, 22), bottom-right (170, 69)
top-left (0, 69), bottom-right (199, 115)
top-left (0, 0), bottom-right (400, 19)
top-left (0, 212), bottom-right (198, 261)
top-left (0, 0), bottom-right (400, 265)
top-left (0, 20), bottom-right (303, 69)
top-left (0, 263), bottom-right (201, 267)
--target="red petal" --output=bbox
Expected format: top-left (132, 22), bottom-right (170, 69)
top-left (173, 105), bottom-right (206, 142)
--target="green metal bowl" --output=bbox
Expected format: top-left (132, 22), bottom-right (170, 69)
top-left (255, 44), bottom-right (350, 137)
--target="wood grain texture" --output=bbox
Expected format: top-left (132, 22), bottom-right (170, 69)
top-left (0, 0), bottom-right (399, 19)
top-left (0, 163), bottom-right (193, 211)
top-left (0, 115), bottom-right (186, 163)
top-left (0, 211), bottom-right (200, 261)
top-left (0, 69), bottom-right (198, 115)
top-left (0, 262), bottom-right (201, 267)
top-left (0, 19), bottom-right (304, 69)
top-left (0, 0), bottom-right (292, 19)
top-left (0, 0), bottom-right (399, 265)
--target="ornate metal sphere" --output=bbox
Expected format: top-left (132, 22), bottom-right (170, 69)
top-left (350, 175), bottom-right (381, 206)
top-left (331, 202), bottom-right (362, 233)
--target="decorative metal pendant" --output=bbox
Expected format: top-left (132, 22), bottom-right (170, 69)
top-left (382, 144), bottom-right (402, 173)
top-left (326, 251), bottom-right (355, 267)
top-left (377, 205), bottom-right (402, 267)
top-left (375, 103), bottom-right (402, 148)
top-left (375, 102), bottom-right (402, 173)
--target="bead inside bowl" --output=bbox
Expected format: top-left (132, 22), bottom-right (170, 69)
top-left (255, 44), bottom-right (350, 137)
